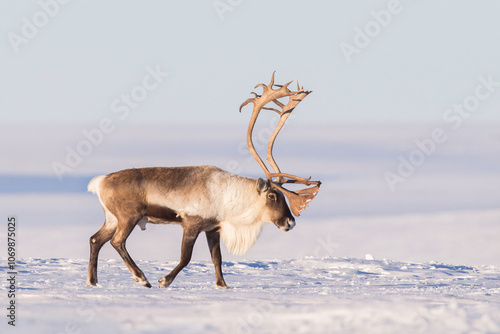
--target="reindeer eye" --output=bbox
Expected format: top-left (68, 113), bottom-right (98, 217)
top-left (267, 193), bottom-right (277, 201)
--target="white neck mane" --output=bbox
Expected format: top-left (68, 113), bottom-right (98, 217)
top-left (219, 220), bottom-right (266, 256)
top-left (208, 172), bottom-right (269, 256)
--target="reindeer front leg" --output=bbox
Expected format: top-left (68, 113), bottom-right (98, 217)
top-left (159, 225), bottom-right (200, 288)
top-left (206, 229), bottom-right (229, 289)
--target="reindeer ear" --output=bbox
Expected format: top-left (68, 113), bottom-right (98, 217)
top-left (256, 178), bottom-right (270, 194)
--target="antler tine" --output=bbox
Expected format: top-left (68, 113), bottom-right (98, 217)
top-left (239, 92), bottom-right (261, 113)
top-left (297, 81), bottom-right (306, 91)
top-left (267, 173), bottom-right (322, 186)
top-left (262, 106), bottom-right (281, 114)
top-left (282, 80), bottom-right (293, 91)
top-left (239, 98), bottom-right (254, 113)
top-left (255, 83), bottom-right (267, 92)
top-left (269, 71), bottom-right (275, 87)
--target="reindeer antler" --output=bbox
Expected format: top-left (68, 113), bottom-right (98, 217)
top-left (239, 72), bottom-right (321, 216)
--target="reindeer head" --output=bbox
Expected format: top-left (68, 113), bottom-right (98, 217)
top-left (240, 72), bottom-right (321, 218)
top-left (255, 178), bottom-right (295, 231)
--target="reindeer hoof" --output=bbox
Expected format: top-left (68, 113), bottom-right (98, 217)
top-left (133, 277), bottom-right (151, 288)
top-left (158, 276), bottom-right (173, 288)
top-left (215, 279), bottom-right (229, 289)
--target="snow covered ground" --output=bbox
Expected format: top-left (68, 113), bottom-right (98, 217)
top-left (2, 257), bottom-right (500, 333)
top-left (1, 123), bottom-right (499, 333)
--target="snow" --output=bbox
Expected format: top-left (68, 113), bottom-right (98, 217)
top-left (2, 257), bottom-right (500, 333)
top-left (1, 123), bottom-right (499, 333)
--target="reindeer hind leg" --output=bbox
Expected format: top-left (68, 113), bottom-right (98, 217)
top-left (86, 210), bottom-right (117, 286)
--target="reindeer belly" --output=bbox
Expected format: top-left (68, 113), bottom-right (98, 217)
top-left (138, 204), bottom-right (183, 230)
top-left (139, 204), bottom-right (219, 233)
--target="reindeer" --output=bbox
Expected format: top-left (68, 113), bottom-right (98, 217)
top-left (86, 73), bottom-right (321, 288)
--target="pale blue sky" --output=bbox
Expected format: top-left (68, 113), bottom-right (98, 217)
top-left (1, 0), bottom-right (499, 125)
